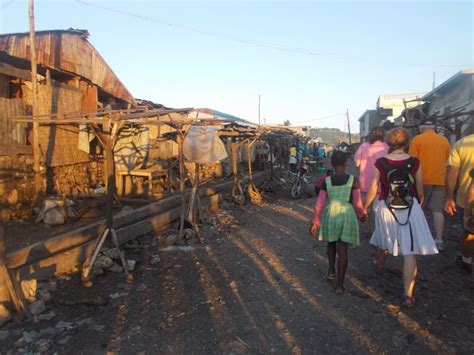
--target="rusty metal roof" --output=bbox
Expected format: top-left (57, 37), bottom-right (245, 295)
top-left (0, 29), bottom-right (134, 103)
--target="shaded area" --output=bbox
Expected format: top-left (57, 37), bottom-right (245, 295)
top-left (1, 192), bottom-right (472, 354)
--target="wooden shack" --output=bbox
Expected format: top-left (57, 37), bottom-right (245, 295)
top-left (0, 29), bottom-right (134, 220)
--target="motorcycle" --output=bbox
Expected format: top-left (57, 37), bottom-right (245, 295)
top-left (290, 161), bottom-right (311, 199)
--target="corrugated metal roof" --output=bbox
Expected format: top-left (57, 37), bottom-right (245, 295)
top-left (422, 69), bottom-right (474, 101)
top-left (0, 29), bottom-right (134, 103)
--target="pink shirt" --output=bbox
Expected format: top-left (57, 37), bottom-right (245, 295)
top-left (354, 141), bottom-right (389, 192)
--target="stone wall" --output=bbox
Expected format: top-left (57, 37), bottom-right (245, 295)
top-left (0, 154), bottom-right (103, 221)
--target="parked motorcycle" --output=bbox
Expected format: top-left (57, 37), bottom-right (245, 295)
top-left (290, 161), bottom-right (311, 199)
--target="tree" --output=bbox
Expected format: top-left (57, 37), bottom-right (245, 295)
top-left (283, 120), bottom-right (291, 126)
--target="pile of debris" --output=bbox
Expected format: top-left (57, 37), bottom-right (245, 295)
top-left (0, 279), bottom-right (57, 328)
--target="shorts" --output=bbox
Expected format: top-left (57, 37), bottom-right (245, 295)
top-left (422, 185), bottom-right (445, 212)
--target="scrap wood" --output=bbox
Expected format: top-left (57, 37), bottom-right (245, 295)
top-left (0, 223), bottom-right (31, 317)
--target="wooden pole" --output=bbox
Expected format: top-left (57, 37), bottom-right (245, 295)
top-left (346, 108), bottom-right (352, 146)
top-left (177, 133), bottom-right (186, 239)
top-left (28, 0), bottom-right (41, 193)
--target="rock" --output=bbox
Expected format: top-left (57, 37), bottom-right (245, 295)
top-left (0, 330), bottom-right (9, 341)
top-left (95, 255), bottom-right (114, 269)
top-left (38, 311), bottom-right (56, 321)
top-left (37, 289), bottom-right (51, 302)
top-left (166, 234), bottom-right (179, 246)
top-left (76, 318), bottom-right (93, 326)
top-left (109, 292), bottom-right (127, 300)
top-left (91, 324), bottom-right (105, 332)
top-left (151, 255), bottom-right (161, 264)
top-left (21, 279), bottom-right (37, 303)
top-left (106, 263), bottom-right (123, 273)
top-left (55, 320), bottom-right (75, 330)
top-left (7, 189), bottom-right (18, 205)
top-left (127, 259), bottom-right (136, 271)
top-left (137, 284), bottom-right (147, 292)
top-left (184, 229), bottom-right (197, 241)
top-left (91, 267), bottom-right (104, 277)
top-left (36, 338), bottom-right (52, 352)
top-left (30, 300), bottom-right (46, 315)
top-left (44, 207), bottom-right (66, 226)
top-left (0, 304), bottom-right (12, 326)
top-left (229, 281), bottom-right (237, 289)
top-left (22, 330), bottom-right (39, 343)
top-left (39, 327), bottom-right (57, 337)
top-left (102, 248), bottom-right (121, 260)
top-left (58, 335), bottom-right (71, 345)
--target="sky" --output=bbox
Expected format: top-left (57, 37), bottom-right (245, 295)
top-left (0, 0), bottom-right (472, 132)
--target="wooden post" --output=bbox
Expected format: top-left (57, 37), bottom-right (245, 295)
top-left (177, 133), bottom-right (186, 239)
top-left (28, 0), bottom-right (41, 194)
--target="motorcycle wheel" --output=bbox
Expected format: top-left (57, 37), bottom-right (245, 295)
top-left (291, 180), bottom-right (302, 199)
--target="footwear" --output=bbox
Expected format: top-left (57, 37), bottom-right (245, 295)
top-left (435, 240), bottom-right (445, 252)
top-left (402, 295), bottom-right (416, 308)
top-left (372, 255), bottom-right (384, 272)
top-left (335, 285), bottom-right (345, 295)
top-left (325, 272), bottom-right (336, 281)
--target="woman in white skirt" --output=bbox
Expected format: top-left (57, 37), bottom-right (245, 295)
top-left (363, 127), bottom-right (438, 307)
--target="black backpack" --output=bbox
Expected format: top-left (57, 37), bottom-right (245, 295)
top-left (379, 157), bottom-right (416, 210)
top-left (379, 157), bottom-right (417, 251)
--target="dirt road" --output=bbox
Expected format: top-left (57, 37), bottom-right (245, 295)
top-left (1, 191), bottom-right (473, 354)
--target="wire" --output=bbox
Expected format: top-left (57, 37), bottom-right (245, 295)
top-left (75, 0), bottom-right (465, 68)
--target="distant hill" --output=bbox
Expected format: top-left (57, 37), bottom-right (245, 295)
top-left (309, 128), bottom-right (360, 145)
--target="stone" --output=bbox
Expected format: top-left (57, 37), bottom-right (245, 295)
top-left (0, 330), bottom-right (9, 341)
top-left (76, 318), bottom-right (93, 326)
top-left (102, 248), bottom-right (121, 260)
top-left (55, 320), bottom-right (75, 330)
top-left (0, 304), bottom-right (12, 326)
top-left (7, 189), bottom-right (18, 205)
top-left (44, 207), bottom-right (66, 226)
top-left (106, 263), bottom-right (123, 273)
top-left (137, 284), bottom-right (147, 292)
top-left (30, 300), bottom-right (46, 315)
top-left (37, 289), bottom-right (51, 302)
top-left (165, 234), bottom-right (179, 246)
top-left (36, 338), bottom-right (52, 352)
top-left (185, 228), bottom-right (197, 241)
top-left (58, 335), bottom-right (71, 345)
top-left (22, 330), bottom-right (39, 343)
top-left (95, 255), bottom-right (114, 269)
top-left (151, 255), bottom-right (161, 264)
top-left (91, 324), bottom-right (105, 332)
top-left (38, 311), bottom-right (56, 321)
top-left (127, 259), bottom-right (136, 271)
top-left (39, 327), bottom-right (57, 337)
top-left (21, 279), bottom-right (37, 303)
top-left (121, 205), bottom-right (134, 214)
top-left (91, 267), bottom-right (104, 277)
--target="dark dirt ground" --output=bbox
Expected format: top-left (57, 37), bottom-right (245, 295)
top-left (1, 187), bottom-right (473, 354)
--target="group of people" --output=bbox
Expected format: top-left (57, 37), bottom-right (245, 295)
top-left (289, 140), bottom-right (327, 173)
top-left (310, 121), bottom-right (474, 307)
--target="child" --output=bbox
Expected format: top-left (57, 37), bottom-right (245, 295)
top-left (314, 169), bottom-right (333, 195)
top-left (310, 151), bottom-right (366, 294)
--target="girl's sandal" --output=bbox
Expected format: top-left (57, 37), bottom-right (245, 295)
top-left (402, 295), bottom-right (415, 308)
top-left (335, 286), bottom-right (345, 295)
top-left (325, 272), bottom-right (336, 281)
top-left (371, 255), bottom-right (384, 273)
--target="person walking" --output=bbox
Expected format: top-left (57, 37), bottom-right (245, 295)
top-left (354, 127), bottom-right (389, 234)
top-left (445, 133), bottom-right (474, 272)
top-left (408, 119), bottom-right (451, 251)
top-left (364, 128), bottom-right (438, 307)
top-left (310, 151), bottom-right (366, 294)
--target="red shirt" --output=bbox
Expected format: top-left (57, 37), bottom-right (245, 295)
top-left (375, 157), bottom-right (420, 200)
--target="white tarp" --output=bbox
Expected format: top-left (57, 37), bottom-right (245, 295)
top-left (183, 125), bottom-right (228, 164)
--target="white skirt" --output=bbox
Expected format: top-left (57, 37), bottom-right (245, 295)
top-left (370, 199), bottom-right (438, 256)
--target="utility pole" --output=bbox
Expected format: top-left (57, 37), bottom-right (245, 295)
top-left (346, 108), bottom-right (352, 145)
top-left (258, 94), bottom-right (261, 125)
top-left (28, 0), bottom-right (41, 193)
top-left (432, 71), bottom-right (436, 90)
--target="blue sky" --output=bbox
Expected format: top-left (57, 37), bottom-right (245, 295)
top-left (0, 0), bottom-right (472, 132)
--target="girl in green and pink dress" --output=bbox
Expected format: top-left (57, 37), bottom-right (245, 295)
top-left (310, 151), bottom-right (367, 294)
